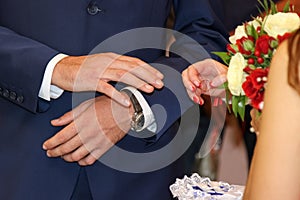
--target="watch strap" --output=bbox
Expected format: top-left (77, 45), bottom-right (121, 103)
top-left (120, 86), bottom-right (157, 133)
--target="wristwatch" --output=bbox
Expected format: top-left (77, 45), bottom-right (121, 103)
top-left (122, 89), bottom-right (145, 132)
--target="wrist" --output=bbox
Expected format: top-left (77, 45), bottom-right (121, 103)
top-left (51, 55), bottom-right (83, 89)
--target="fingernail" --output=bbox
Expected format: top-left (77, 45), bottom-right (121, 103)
top-left (191, 85), bottom-right (196, 92)
top-left (199, 99), bottom-right (204, 105)
top-left (156, 80), bottom-right (164, 86)
top-left (193, 96), bottom-right (198, 103)
top-left (193, 96), bottom-right (199, 104)
top-left (156, 72), bottom-right (164, 79)
top-left (194, 81), bottom-right (200, 87)
top-left (42, 143), bottom-right (47, 150)
top-left (218, 98), bottom-right (223, 105)
top-left (46, 151), bottom-right (52, 157)
top-left (145, 84), bottom-right (153, 90)
top-left (210, 81), bottom-right (217, 87)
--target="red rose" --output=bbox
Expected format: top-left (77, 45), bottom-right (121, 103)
top-left (255, 35), bottom-right (275, 54)
top-left (242, 76), bottom-right (259, 99)
top-left (249, 68), bottom-right (269, 89)
top-left (242, 68), bottom-right (269, 110)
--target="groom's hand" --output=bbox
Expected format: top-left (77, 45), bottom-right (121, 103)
top-left (43, 95), bottom-right (134, 166)
top-left (52, 52), bottom-right (164, 106)
top-left (182, 59), bottom-right (227, 105)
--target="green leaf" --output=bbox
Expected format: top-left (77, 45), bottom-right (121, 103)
top-left (283, 0), bottom-right (290, 12)
top-left (245, 24), bottom-right (258, 40)
top-left (270, 0), bottom-right (277, 14)
top-left (264, 0), bottom-right (269, 13)
top-left (223, 81), bottom-right (229, 89)
top-left (270, 39), bottom-right (279, 49)
top-left (224, 87), bottom-right (232, 112)
top-left (212, 52), bottom-right (231, 65)
top-left (237, 96), bottom-right (247, 121)
top-left (259, 0), bottom-right (269, 13)
top-left (229, 95), bottom-right (247, 121)
top-left (231, 95), bottom-right (239, 118)
top-left (257, 6), bottom-right (263, 16)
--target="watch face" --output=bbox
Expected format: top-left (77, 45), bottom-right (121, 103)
top-left (132, 113), bottom-right (144, 131)
top-left (136, 113), bottom-right (145, 129)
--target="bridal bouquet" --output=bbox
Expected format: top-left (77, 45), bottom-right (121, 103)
top-left (215, 0), bottom-right (300, 120)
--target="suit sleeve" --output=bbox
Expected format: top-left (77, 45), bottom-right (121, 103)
top-left (0, 26), bottom-right (58, 113)
top-left (142, 0), bottom-right (229, 139)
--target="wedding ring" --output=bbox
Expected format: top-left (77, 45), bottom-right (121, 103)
top-left (199, 79), bottom-right (211, 93)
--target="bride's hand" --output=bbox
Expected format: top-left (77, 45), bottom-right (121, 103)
top-left (182, 59), bottom-right (227, 105)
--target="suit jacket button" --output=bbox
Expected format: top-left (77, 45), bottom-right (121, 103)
top-left (10, 91), bottom-right (17, 100)
top-left (87, 2), bottom-right (101, 15)
top-left (17, 95), bottom-right (24, 103)
top-left (0, 87), bottom-right (2, 95)
top-left (3, 89), bottom-right (9, 98)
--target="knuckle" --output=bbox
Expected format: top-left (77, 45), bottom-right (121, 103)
top-left (60, 146), bottom-right (69, 155)
top-left (57, 134), bottom-right (67, 144)
top-left (115, 70), bottom-right (126, 79)
top-left (98, 82), bottom-right (112, 94)
top-left (70, 153), bottom-right (81, 161)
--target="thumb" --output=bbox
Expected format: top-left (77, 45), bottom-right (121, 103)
top-left (51, 99), bottom-right (94, 126)
top-left (211, 74), bottom-right (227, 88)
top-left (51, 111), bottom-right (74, 126)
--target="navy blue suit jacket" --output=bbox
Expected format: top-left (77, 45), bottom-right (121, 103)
top-left (0, 0), bottom-right (228, 199)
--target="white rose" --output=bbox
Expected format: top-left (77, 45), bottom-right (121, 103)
top-left (229, 17), bottom-right (262, 44)
top-left (264, 12), bottom-right (300, 38)
top-left (227, 53), bottom-right (246, 96)
top-left (229, 25), bottom-right (247, 44)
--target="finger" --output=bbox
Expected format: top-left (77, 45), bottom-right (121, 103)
top-left (46, 135), bottom-right (83, 157)
top-left (182, 70), bottom-right (197, 93)
top-left (192, 59), bottom-right (213, 76)
top-left (184, 87), bottom-right (204, 105)
top-left (62, 145), bottom-right (90, 162)
top-left (186, 66), bottom-right (202, 87)
top-left (125, 64), bottom-right (164, 89)
top-left (51, 111), bottom-right (74, 126)
top-left (250, 109), bottom-right (256, 118)
top-left (51, 99), bottom-right (94, 126)
top-left (102, 68), bottom-right (159, 92)
top-left (250, 120), bottom-right (254, 128)
top-left (77, 148), bottom-right (104, 166)
top-left (43, 123), bottom-right (78, 150)
top-left (96, 81), bottom-right (131, 107)
top-left (78, 154), bottom-right (97, 166)
top-left (120, 56), bottom-right (164, 79)
top-left (113, 56), bottom-right (164, 89)
top-left (194, 59), bottom-right (225, 76)
top-left (211, 74), bottom-right (227, 88)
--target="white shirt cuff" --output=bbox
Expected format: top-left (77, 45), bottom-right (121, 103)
top-left (121, 86), bottom-right (157, 133)
top-left (38, 53), bottom-right (68, 101)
